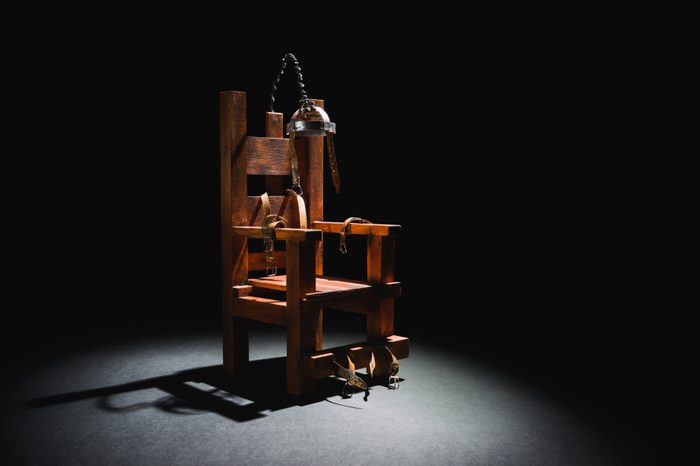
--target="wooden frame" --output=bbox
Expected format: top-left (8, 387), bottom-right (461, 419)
top-left (220, 90), bottom-right (408, 395)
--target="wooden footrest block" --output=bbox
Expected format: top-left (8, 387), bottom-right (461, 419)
top-left (303, 335), bottom-right (409, 379)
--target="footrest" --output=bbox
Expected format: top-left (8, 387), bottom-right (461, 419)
top-left (303, 335), bottom-right (409, 379)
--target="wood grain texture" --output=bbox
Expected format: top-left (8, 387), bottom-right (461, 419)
top-left (247, 195), bottom-right (289, 226)
top-left (306, 282), bottom-right (401, 309)
top-left (286, 240), bottom-right (319, 395)
top-left (367, 235), bottom-right (396, 339)
top-left (303, 335), bottom-right (409, 379)
top-left (248, 251), bottom-right (286, 271)
top-left (307, 98), bottom-right (325, 276)
top-left (312, 221), bottom-right (401, 236)
top-left (367, 236), bottom-right (396, 283)
top-left (220, 90), bottom-right (249, 372)
top-left (264, 112), bottom-right (285, 193)
top-left (246, 276), bottom-right (400, 309)
top-left (232, 226), bottom-right (321, 241)
top-left (244, 137), bottom-right (309, 176)
top-left (249, 275), bottom-right (371, 292)
top-left (265, 112), bottom-right (284, 138)
top-left (232, 296), bottom-right (287, 326)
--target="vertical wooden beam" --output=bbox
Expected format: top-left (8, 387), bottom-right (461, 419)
top-left (265, 112), bottom-right (284, 138)
top-left (307, 98), bottom-right (324, 276)
top-left (220, 90), bottom-right (249, 373)
top-left (286, 240), bottom-right (318, 395)
top-left (264, 112), bottom-right (285, 194)
top-left (366, 235), bottom-right (396, 339)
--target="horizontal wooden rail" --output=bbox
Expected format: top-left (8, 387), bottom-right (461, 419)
top-left (232, 226), bottom-right (322, 241)
top-left (231, 296), bottom-right (287, 326)
top-left (303, 335), bottom-right (409, 379)
top-left (303, 282), bottom-right (401, 308)
top-left (311, 221), bottom-right (401, 236)
top-left (243, 136), bottom-right (292, 175)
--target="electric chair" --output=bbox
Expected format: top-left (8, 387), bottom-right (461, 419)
top-left (220, 54), bottom-right (409, 396)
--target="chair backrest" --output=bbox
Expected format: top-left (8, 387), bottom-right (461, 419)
top-left (220, 90), bottom-right (325, 284)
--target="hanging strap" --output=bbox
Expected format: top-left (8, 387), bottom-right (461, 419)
top-left (290, 129), bottom-right (342, 195)
top-left (326, 133), bottom-right (341, 193)
top-left (340, 217), bottom-right (372, 254)
top-left (288, 132), bottom-right (302, 195)
top-left (261, 192), bottom-right (287, 276)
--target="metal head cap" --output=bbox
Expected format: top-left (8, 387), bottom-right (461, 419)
top-left (286, 100), bottom-right (336, 137)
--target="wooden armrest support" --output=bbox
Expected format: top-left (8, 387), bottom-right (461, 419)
top-left (232, 226), bottom-right (322, 241)
top-left (311, 221), bottom-right (401, 236)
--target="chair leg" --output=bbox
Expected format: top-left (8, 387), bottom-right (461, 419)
top-left (366, 299), bottom-right (395, 377)
top-left (367, 299), bottom-right (394, 340)
top-left (223, 314), bottom-right (248, 373)
top-left (287, 307), bottom-right (323, 395)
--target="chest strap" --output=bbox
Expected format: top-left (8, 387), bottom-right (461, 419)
top-left (260, 190), bottom-right (309, 276)
top-left (340, 217), bottom-right (371, 254)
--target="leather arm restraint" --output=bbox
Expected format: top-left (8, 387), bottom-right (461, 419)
top-left (260, 190), bottom-right (308, 276)
top-left (261, 192), bottom-right (287, 276)
top-left (339, 217), bottom-right (372, 254)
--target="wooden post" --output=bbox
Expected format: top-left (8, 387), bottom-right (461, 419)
top-left (220, 91), bottom-right (249, 373)
top-left (264, 112), bottom-right (285, 194)
top-left (286, 240), bottom-right (319, 395)
top-left (366, 235), bottom-right (396, 340)
top-left (307, 98), bottom-right (324, 276)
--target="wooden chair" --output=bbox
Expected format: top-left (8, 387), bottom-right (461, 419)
top-left (220, 90), bottom-right (409, 395)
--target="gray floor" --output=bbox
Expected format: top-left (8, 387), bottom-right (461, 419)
top-left (3, 326), bottom-right (645, 465)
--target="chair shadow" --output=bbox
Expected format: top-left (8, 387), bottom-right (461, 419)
top-left (25, 357), bottom-right (402, 422)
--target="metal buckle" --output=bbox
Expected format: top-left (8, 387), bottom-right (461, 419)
top-left (264, 239), bottom-right (277, 276)
top-left (389, 376), bottom-right (400, 390)
top-left (291, 183), bottom-right (303, 196)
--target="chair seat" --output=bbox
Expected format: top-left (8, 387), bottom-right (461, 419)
top-left (248, 275), bottom-right (370, 293)
top-left (245, 275), bottom-right (401, 309)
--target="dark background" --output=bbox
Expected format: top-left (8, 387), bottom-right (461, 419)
top-left (10, 38), bottom-right (669, 455)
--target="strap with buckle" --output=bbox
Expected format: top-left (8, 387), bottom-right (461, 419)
top-left (261, 192), bottom-right (287, 276)
top-left (259, 190), bottom-right (309, 276)
top-left (340, 217), bottom-right (371, 254)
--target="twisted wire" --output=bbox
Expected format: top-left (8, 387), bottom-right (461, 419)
top-left (269, 53), bottom-right (309, 112)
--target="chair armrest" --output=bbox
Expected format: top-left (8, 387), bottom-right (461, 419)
top-left (311, 221), bottom-right (401, 236)
top-left (232, 226), bottom-right (322, 241)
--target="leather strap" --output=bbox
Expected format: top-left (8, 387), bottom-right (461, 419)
top-left (288, 132), bottom-right (302, 194)
top-left (260, 191), bottom-right (309, 275)
top-left (325, 133), bottom-right (341, 193)
top-left (340, 217), bottom-right (371, 254)
top-left (261, 192), bottom-right (287, 276)
top-left (286, 189), bottom-right (307, 229)
top-left (289, 131), bottom-right (341, 195)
